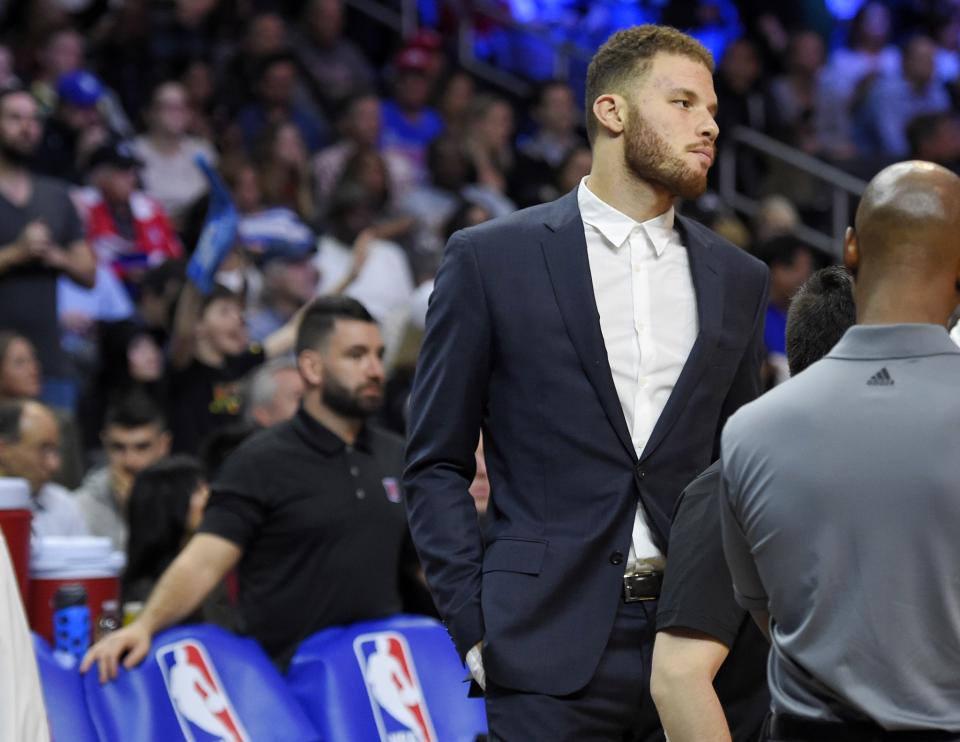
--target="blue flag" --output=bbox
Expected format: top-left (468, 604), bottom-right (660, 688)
top-left (186, 155), bottom-right (239, 295)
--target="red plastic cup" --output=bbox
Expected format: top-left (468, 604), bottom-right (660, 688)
top-left (0, 478), bottom-right (32, 606)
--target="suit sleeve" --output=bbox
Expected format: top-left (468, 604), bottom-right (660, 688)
top-left (713, 268), bottom-right (769, 458)
top-left (402, 229), bottom-right (491, 660)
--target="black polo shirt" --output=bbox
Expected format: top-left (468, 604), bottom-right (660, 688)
top-left (199, 406), bottom-right (418, 666)
top-left (656, 461), bottom-right (770, 742)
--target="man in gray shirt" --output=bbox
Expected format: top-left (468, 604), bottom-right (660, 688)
top-left (720, 160), bottom-right (960, 739)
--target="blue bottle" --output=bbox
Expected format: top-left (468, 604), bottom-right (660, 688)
top-left (53, 584), bottom-right (90, 662)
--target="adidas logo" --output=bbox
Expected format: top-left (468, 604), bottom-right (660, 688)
top-left (867, 367), bottom-right (894, 386)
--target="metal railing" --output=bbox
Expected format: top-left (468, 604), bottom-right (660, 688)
top-left (718, 126), bottom-right (868, 258)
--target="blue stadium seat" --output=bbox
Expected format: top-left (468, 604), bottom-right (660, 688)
top-left (287, 614), bottom-right (488, 742)
top-left (82, 624), bottom-right (320, 741)
top-left (33, 633), bottom-right (99, 742)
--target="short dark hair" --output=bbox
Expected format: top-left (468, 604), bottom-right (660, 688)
top-left (785, 266), bottom-right (856, 376)
top-left (754, 235), bottom-right (812, 269)
top-left (584, 25), bottom-right (714, 144)
top-left (0, 399), bottom-right (24, 443)
top-left (295, 296), bottom-right (375, 355)
top-left (104, 392), bottom-right (166, 432)
top-left (200, 283), bottom-right (242, 315)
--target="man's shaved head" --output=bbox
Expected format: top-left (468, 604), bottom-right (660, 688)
top-left (845, 160), bottom-right (960, 326)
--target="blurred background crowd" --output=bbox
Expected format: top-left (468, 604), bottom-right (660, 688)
top-left (1, 0), bottom-right (960, 600)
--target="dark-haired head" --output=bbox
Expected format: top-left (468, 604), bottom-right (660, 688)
top-left (295, 295), bottom-right (375, 356)
top-left (123, 455), bottom-right (206, 602)
top-left (785, 266), bottom-right (856, 376)
top-left (295, 296), bottom-right (384, 421)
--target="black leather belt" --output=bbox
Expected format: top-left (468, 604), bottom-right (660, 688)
top-left (766, 714), bottom-right (960, 741)
top-left (622, 570), bottom-right (662, 602)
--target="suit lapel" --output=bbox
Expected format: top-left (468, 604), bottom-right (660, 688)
top-left (640, 215), bottom-right (723, 463)
top-left (540, 192), bottom-right (636, 460)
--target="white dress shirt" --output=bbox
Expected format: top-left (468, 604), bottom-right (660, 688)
top-left (577, 178), bottom-right (698, 567)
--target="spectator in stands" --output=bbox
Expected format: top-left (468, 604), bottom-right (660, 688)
top-left (0, 399), bottom-right (88, 537)
top-left (132, 82), bottom-right (217, 229)
top-left (0, 86), bottom-right (95, 409)
top-left (254, 121), bottom-right (316, 224)
top-left (402, 135), bottom-right (513, 260)
top-left (313, 93), bottom-right (414, 213)
top-left (216, 11), bottom-right (289, 115)
top-left (31, 26), bottom-right (132, 137)
top-left (436, 69), bottom-right (476, 137)
top-left (74, 393), bottom-right (171, 551)
top-left (518, 80), bottom-right (582, 170)
top-left (314, 181), bottom-right (414, 330)
top-left (514, 80), bottom-right (584, 207)
top-left (856, 35), bottom-right (950, 158)
top-left (822, 2), bottom-right (900, 101)
top-left (769, 30), bottom-right (827, 155)
top-left (122, 455), bottom-right (209, 606)
top-left (0, 333), bottom-right (41, 401)
top-left (0, 332), bottom-right (86, 488)
top-left (83, 297), bottom-right (432, 677)
top-left (242, 358), bottom-right (303, 429)
top-left (235, 53), bottom-right (329, 155)
top-left (32, 70), bottom-right (112, 183)
top-left (907, 113), bottom-right (960, 171)
top-left (179, 59), bottom-right (219, 142)
top-left (755, 235), bottom-right (815, 385)
top-left (82, 139), bottom-right (183, 294)
top-left (136, 260), bottom-right (185, 346)
top-left (291, 0), bottom-right (376, 116)
top-left (817, 2), bottom-right (900, 157)
top-left (465, 94), bottom-right (517, 203)
top-left (165, 243), bottom-right (301, 454)
top-left (381, 47), bottom-right (444, 180)
top-left (752, 194), bottom-right (799, 243)
top-left (79, 320), bottom-right (165, 450)
top-left (247, 248), bottom-right (319, 344)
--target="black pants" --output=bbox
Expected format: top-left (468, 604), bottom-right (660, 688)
top-left (485, 599), bottom-right (664, 742)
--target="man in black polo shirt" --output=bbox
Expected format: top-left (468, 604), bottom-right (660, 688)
top-left (82, 296), bottom-right (429, 680)
top-left (650, 266), bottom-right (857, 741)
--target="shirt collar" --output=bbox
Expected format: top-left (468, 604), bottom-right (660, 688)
top-left (577, 176), bottom-right (676, 256)
top-left (828, 324), bottom-right (960, 360)
top-left (291, 405), bottom-right (372, 455)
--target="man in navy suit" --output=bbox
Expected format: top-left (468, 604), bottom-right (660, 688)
top-left (404, 25), bottom-right (769, 740)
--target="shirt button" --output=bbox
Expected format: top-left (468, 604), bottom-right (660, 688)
top-left (356, 489), bottom-right (366, 500)
top-left (609, 551), bottom-right (624, 565)
top-left (350, 466), bottom-right (359, 477)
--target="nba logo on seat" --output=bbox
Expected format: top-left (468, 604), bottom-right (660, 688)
top-left (354, 632), bottom-right (437, 742)
top-left (155, 640), bottom-right (250, 742)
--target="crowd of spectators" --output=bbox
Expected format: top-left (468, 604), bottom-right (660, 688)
top-left (0, 0), bottom-right (959, 650)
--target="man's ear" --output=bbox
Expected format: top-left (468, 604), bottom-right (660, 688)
top-left (297, 349), bottom-right (323, 387)
top-left (591, 93), bottom-right (626, 138)
top-left (842, 227), bottom-right (859, 276)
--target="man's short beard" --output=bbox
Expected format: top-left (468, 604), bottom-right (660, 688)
top-left (322, 372), bottom-right (382, 420)
top-left (623, 112), bottom-right (707, 201)
top-left (0, 141), bottom-right (34, 168)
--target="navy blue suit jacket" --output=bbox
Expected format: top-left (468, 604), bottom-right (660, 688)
top-left (403, 189), bottom-right (769, 695)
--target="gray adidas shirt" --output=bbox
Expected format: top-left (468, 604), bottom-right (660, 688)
top-left (719, 324), bottom-right (960, 731)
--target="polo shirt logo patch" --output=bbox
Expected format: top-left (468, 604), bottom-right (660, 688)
top-left (382, 478), bottom-right (402, 503)
top-left (866, 367), bottom-right (895, 386)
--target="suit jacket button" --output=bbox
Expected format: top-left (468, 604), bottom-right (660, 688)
top-left (609, 551), bottom-right (624, 565)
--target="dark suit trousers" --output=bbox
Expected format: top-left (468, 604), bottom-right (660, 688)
top-left (485, 599), bottom-right (665, 742)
